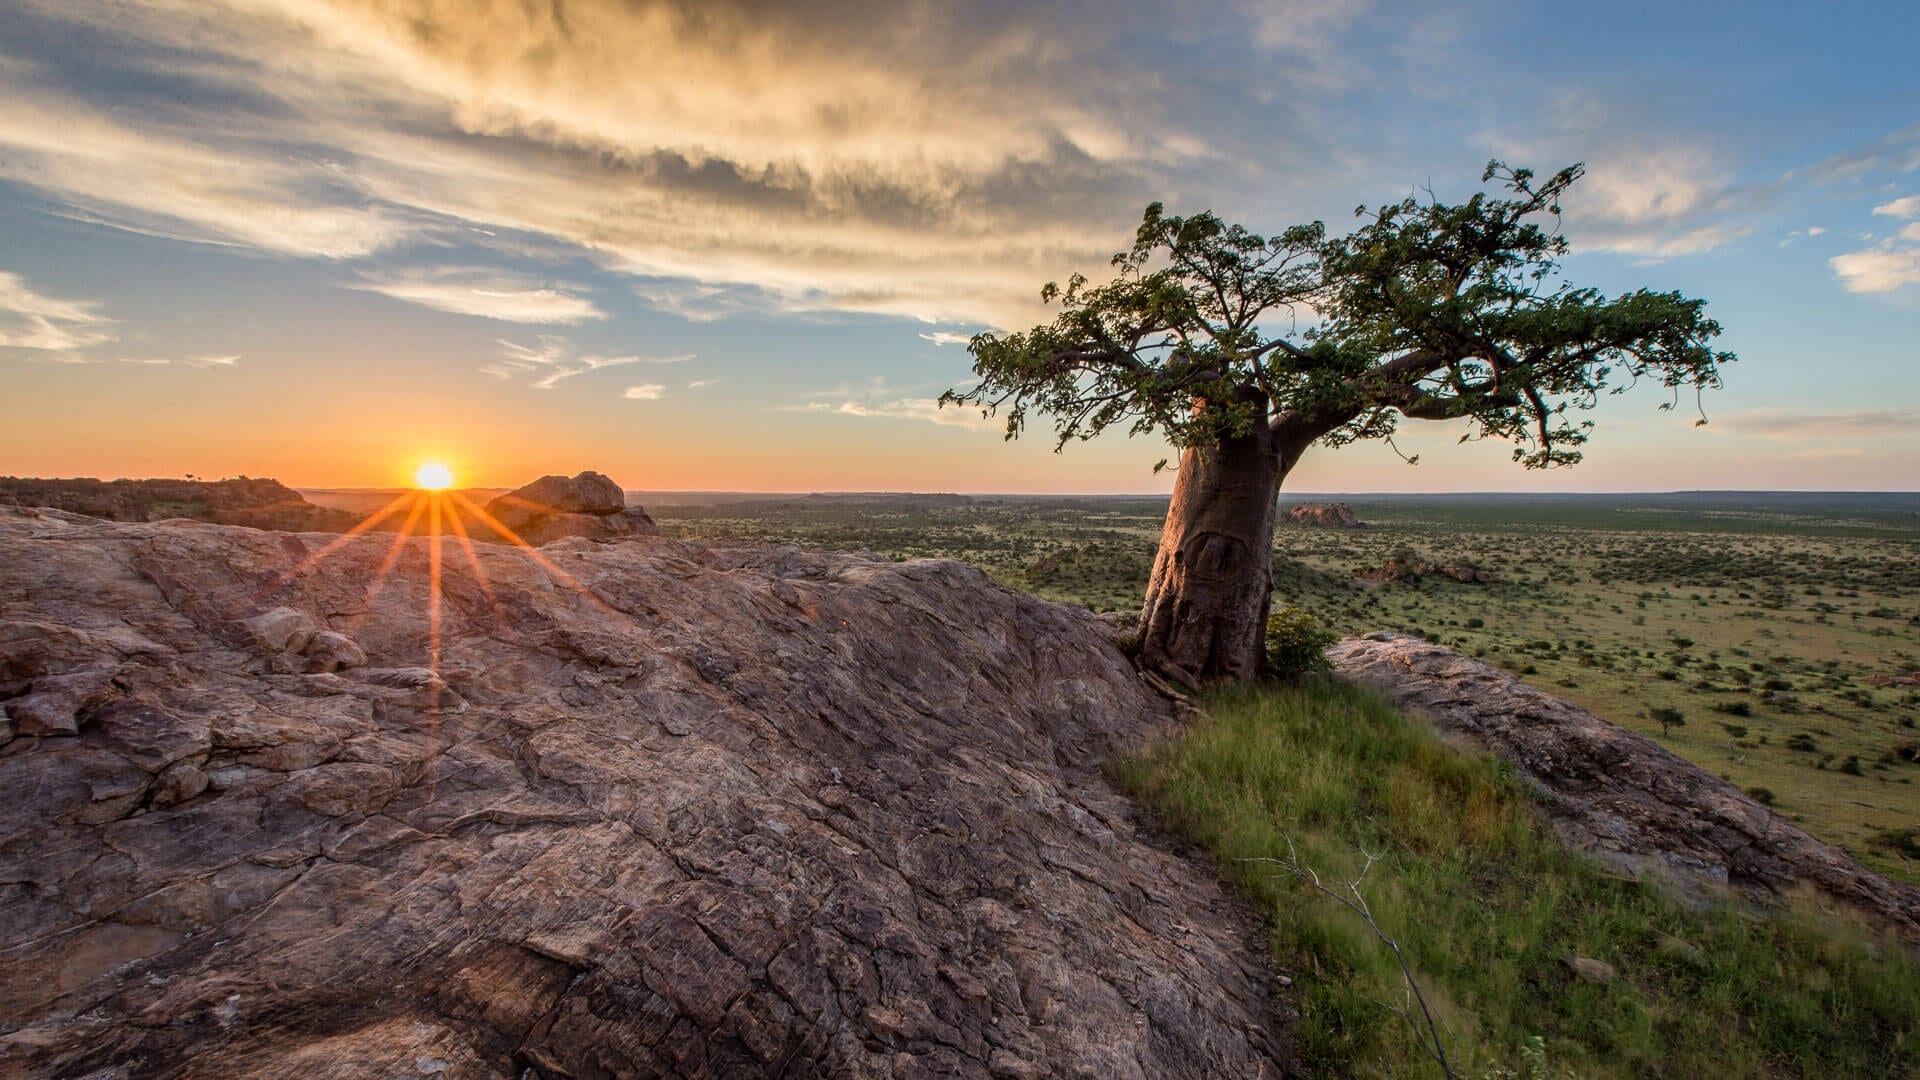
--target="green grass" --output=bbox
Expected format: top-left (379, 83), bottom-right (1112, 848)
top-left (1113, 678), bottom-right (1920, 1078)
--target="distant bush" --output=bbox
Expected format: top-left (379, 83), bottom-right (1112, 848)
top-left (1264, 606), bottom-right (1337, 680)
top-left (1650, 706), bottom-right (1686, 736)
top-left (1787, 733), bottom-right (1819, 753)
top-left (1711, 700), bottom-right (1752, 717)
top-left (1746, 786), bottom-right (1777, 805)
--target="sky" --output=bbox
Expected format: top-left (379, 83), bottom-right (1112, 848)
top-left (0, 0), bottom-right (1916, 493)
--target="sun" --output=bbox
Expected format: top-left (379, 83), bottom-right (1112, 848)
top-left (414, 462), bottom-right (454, 490)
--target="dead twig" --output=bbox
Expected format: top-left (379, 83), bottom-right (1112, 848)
top-left (1239, 838), bottom-right (1457, 1078)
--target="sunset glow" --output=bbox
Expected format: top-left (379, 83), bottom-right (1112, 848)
top-left (414, 463), bottom-right (455, 490)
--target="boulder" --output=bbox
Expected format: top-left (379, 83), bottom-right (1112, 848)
top-left (1331, 632), bottom-right (1920, 937)
top-left (0, 507), bottom-right (1292, 1077)
top-left (483, 471), bottom-right (659, 546)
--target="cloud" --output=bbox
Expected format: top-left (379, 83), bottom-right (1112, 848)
top-left (1808, 226), bottom-right (1827, 236)
top-left (623, 383), bottom-right (666, 400)
top-left (1565, 148), bottom-right (1753, 257)
top-left (115, 354), bottom-right (242, 367)
top-left (686, 378), bottom-right (720, 389)
top-left (1831, 201), bottom-right (1920, 292)
top-left (0, 0), bottom-right (1380, 328)
top-left (1721, 408), bottom-right (1920, 439)
top-left (1873, 195), bottom-right (1920, 219)
top-left (481, 336), bottom-right (693, 389)
top-left (350, 268), bottom-right (605, 324)
top-left (1474, 129), bottom-right (1758, 259)
top-left (918, 331), bottom-right (974, 346)
top-left (1830, 245), bottom-right (1920, 292)
top-left (1799, 123), bottom-right (1920, 184)
top-left (777, 380), bottom-right (1000, 430)
top-left (0, 270), bottom-right (116, 355)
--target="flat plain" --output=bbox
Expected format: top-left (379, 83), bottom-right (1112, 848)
top-left (652, 491), bottom-right (1920, 887)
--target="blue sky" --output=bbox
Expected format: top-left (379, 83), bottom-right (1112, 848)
top-left (0, 0), bottom-right (1915, 491)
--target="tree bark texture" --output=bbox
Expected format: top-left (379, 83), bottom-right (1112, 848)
top-left (1137, 424), bottom-right (1287, 685)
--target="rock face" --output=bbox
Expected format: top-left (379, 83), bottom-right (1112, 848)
top-left (1332, 633), bottom-right (1920, 937)
top-left (1283, 503), bottom-right (1360, 528)
top-left (0, 506), bottom-right (1290, 1078)
top-left (484, 471), bottom-right (659, 546)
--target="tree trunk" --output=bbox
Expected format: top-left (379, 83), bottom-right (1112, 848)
top-left (1137, 422), bottom-right (1289, 685)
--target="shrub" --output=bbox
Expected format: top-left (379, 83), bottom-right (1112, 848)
top-left (1650, 706), bottom-right (1686, 736)
top-left (1745, 786), bottom-right (1777, 805)
top-left (1786, 733), bottom-right (1819, 753)
top-left (1264, 606), bottom-right (1338, 680)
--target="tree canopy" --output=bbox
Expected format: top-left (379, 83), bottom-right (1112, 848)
top-left (941, 162), bottom-right (1732, 470)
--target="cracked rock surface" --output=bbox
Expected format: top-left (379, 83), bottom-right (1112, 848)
top-left (0, 506), bottom-right (1290, 1078)
top-left (1332, 632), bottom-right (1920, 937)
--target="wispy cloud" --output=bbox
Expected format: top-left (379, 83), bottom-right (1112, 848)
top-left (1873, 195), bottom-right (1920, 219)
top-left (918, 331), bottom-right (974, 346)
top-left (1474, 130), bottom-right (1757, 259)
top-left (350, 268), bottom-right (605, 324)
top-left (686, 378), bottom-right (720, 389)
top-left (481, 336), bottom-right (694, 390)
top-left (776, 380), bottom-right (999, 430)
top-left (1721, 408), bottom-right (1920, 439)
top-left (623, 383), bottom-right (667, 400)
top-left (115, 354), bottom-right (241, 367)
top-left (1831, 195), bottom-right (1920, 292)
top-left (0, 270), bottom-right (115, 356)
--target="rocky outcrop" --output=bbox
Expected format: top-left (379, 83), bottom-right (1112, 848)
top-left (1331, 633), bottom-right (1920, 937)
top-left (483, 471), bottom-right (659, 546)
top-left (0, 506), bottom-right (1290, 1078)
top-left (1283, 503), bottom-right (1360, 528)
top-left (0, 476), bottom-right (358, 532)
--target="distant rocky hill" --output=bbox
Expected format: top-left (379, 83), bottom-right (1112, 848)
top-left (0, 476), bottom-right (358, 532)
top-left (0, 506), bottom-right (1288, 1077)
top-left (1284, 502), bottom-right (1361, 528)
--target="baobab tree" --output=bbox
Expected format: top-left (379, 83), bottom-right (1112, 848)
top-left (943, 163), bottom-right (1731, 684)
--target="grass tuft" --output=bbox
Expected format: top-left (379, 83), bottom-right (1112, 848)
top-left (1112, 677), bottom-right (1920, 1077)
